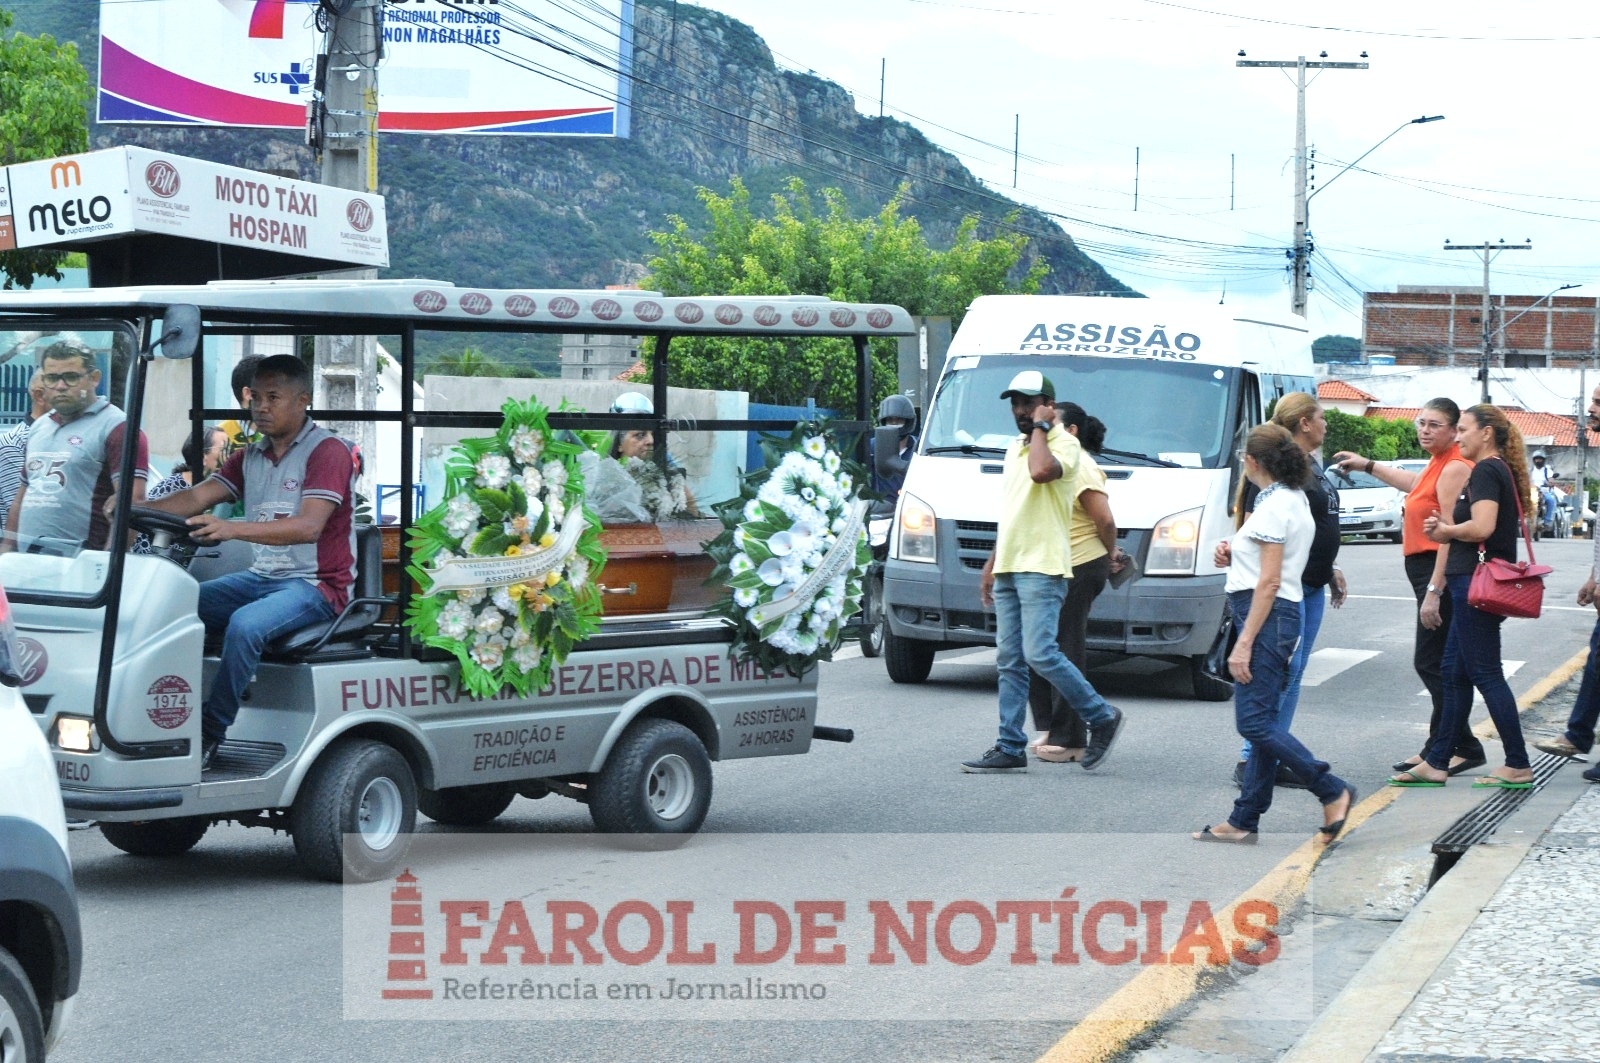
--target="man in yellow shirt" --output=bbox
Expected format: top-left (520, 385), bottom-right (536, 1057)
top-left (964, 370), bottom-right (1127, 773)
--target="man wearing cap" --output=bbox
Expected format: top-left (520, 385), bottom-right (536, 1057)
top-left (1530, 451), bottom-right (1558, 530)
top-left (3, 341), bottom-right (149, 552)
top-left (963, 369), bottom-right (1126, 773)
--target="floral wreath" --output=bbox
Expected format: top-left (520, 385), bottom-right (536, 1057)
top-left (706, 423), bottom-right (871, 674)
top-left (405, 397), bottom-right (608, 698)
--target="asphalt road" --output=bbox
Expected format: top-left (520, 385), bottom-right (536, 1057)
top-left (53, 537), bottom-right (1599, 1063)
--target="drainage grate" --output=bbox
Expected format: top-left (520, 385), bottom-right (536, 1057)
top-left (1428, 753), bottom-right (1569, 885)
top-left (205, 739), bottom-right (289, 781)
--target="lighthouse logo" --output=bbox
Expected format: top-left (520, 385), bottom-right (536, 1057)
top-left (382, 869), bottom-right (433, 1000)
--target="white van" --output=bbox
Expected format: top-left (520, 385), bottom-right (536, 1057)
top-left (880, 295), bottom-right (1314, 700)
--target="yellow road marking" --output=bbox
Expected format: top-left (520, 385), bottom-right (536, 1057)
top-left (1034, 644), bottom-right (1588, 1063)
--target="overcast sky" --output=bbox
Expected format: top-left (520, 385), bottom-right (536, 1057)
top-left (694, 0), bottom-right (1600, 342)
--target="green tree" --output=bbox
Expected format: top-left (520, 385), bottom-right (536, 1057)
top-left (1312, 335), bottom-right (1361, 364)
top-left (642, 177), bottom-right (1048, 408)
top-left (0, 10), bottom-right (90, 289)
top-left (426, 346), bottom-right (514, 378)
top-left (1323, 409), bottom-right (1423, 462)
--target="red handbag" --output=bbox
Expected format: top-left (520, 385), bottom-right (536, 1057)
top-left (1466, 460), bottom-right (1552, 618)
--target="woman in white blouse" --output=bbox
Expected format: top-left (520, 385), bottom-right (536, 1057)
top-left (1194, 424), bottom-right (1355, 844)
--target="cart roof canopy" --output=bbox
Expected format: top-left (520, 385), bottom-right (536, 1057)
top-left (0, 278), bottom-right (919, 337)
top-left (0, 147), bottom-right (388, 285)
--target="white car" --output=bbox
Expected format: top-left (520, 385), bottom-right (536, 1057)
top-left (0, 583), bottom-right (81, 1059)
top-left (1325, 465), bottom-right (1404, 542)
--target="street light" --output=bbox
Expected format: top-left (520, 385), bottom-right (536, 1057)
top-left (1309, 115), bottom-right (1445, 202)
top-left (1479, 282), bottom-right (1581, 403)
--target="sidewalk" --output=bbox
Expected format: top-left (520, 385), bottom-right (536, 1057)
top-left (1281, 757), bottom-right (1600, 1063)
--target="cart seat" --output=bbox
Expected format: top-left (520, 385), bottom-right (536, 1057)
top-left (263, 524), bottom-right (387, 660)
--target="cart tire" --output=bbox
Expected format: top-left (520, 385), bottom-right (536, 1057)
top-left (1190, 656), bottom-right (1235, 702)
top-left (0, 945), bottom-right (44, 1063)
top-left (589, 719), bottom-right (711, 837)
top-left (883, 629), bottom-right (935, 683)
top-left (99, 817), bottom-right (209, 857)
top-left (860, 574), bottom-right (885, 658)
top-left (418, 783), bottom-right (516, 826)
top-left (291, 739), bottom-right (417, 883)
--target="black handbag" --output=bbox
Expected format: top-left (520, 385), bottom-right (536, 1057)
top-left (1200, 611), bottom-right (1237, 685)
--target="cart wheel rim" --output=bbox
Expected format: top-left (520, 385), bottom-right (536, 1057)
top-left (0, 1000), bottom-right (22, 1062)
top-left (644, 753), bottom-right (695, 821)
top-left (357, 776), bottom-right (404, 850)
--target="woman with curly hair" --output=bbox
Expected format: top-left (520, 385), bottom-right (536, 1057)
top-left (1392, 404), bottom-right (1537, 789)
top-left (1193, 423), bottom-right (1355, 844)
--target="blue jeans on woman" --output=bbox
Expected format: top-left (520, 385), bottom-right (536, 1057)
top-left (1239, 583), bottom-right (1325, 762)
top-left (993, 572), bottom-right (1115, 756)
top-left (198, 571), bottom-right (336, 743)
top-left (1556, 618), bottom-right (1600, 753)
top-left (1227, 591), bottom-right (1350, 833)
top-left (1425, 573), bottom-right (1530, 771)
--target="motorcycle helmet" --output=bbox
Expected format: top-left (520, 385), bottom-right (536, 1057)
top-left (878, 393), bottom-right (916, 437)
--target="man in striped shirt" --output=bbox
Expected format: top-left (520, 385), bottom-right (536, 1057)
top-left (0, 370), bottom-right (47, 528)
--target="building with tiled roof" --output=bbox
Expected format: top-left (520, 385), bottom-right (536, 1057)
top-left (1317, 379), bottom-right (1382, 415)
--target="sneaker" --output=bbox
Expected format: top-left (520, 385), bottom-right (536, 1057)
top-left (1584, 763), bottom-right (1600, 784)
top-left (1534, 736), bottom-right (1588, 759)
top-left (1082, 707), bottom-right (1125, 771)
top-left (1231, 760), bottom-right (1247, 787)
top-left (200, 737), bottom-right (221, 772)
top-left (961, 746), bottom-right (1028, 773)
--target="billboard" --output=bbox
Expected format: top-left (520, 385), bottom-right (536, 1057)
top-left (98, 0), bottom-right (633, 137)
top-left (0, 147), bottom-right (389, 268)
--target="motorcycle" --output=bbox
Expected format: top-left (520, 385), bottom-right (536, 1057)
top-left (1534, 486), bottom-right (1571, 540)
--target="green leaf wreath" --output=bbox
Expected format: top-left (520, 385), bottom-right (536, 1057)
top-left (705, 423), bottom-right (872, 675)
top-left (405, 397), bottom-right (608, 698)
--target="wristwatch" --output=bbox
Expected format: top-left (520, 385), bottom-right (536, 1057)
top-left (1425, 583), bottom-right (1440, 595)
top-left (1033, 421), bottom-right (1053, 434)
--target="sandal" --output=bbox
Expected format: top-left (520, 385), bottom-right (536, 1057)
top-left (1193, 825), bottom-right (1258, 844)
top-left (1318, 786), bottom-right (1358, 841)
top-left (1388, 767), bottom-right (1446, 788)
top-left (1035, 745), bottom-right (1084, 763)
top-left (1471, 775), bottom-right (1534, 790)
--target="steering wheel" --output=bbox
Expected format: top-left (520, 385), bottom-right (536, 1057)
top-left (128, 506), bottom-right (203, 565)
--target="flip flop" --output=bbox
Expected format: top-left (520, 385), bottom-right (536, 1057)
top-left (1193, 825), bottom-right (1258, 844)
top-left (1318, 786), bottom-right (1358, 841)
top-left (1447, 754), bottom-right (1488, 776)
top-left (1388, 768), bottom-right (1446, 788)
top-left (1472, 775), bottom-right (1534, 790)
top-left (1035, 745), bottom-right (1084, 763)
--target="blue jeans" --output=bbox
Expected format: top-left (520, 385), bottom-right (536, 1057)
top-left (1227, 592), bottom-right (1349, 832)
top-left (993, 572), bottom-right (1113, 756)
top-left (1560, 619), bottom-right (1600, 754)
top-left (199, 571), bottom-right (335, 742)
top-left (1426, 573), bottom-right (1529, 771)
top-left (1240, 583), bottom-right (1325, 761)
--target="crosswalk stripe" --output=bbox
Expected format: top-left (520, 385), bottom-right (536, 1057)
top-left (1300, 647), bottom-right (1381, 687)
top-left (1416, 660), bottom-right (1524, 697)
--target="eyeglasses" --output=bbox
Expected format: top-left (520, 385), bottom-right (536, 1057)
top-left (1414, 420), bottom-right (1450, 431)
top-left (41, 372), bottom-right (87, 387)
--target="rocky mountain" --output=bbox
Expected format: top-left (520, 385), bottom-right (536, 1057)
top-left (11, 1), bottom-right (1128, 368)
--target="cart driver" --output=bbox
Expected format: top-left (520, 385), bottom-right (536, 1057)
top-left (143, 354), bottom-right (356, 769)
top-left (2, 340), bottom-right (150, 553)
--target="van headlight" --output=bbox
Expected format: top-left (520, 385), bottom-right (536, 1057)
top-left (1147, 507), bottom-right (1202, 575)
top-left (55, 715), bottom-right (99, 753)
top-left (896, 493), bottom-right (938, 563)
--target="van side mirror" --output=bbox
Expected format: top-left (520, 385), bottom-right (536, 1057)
top-left (874, 425), bottom-right (908, 481)
top-left (152, 304), bottom-right (201, 360)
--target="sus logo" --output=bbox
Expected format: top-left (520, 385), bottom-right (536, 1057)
top-left (505, 294), bottom-right (536, 318)
top-left (459, 292), bottom-right (493, 316)
top-left (714, 304), bottom-right (743, 325)
top-left (591, 298), bottom-right (622, 321)
top-left (866, 308), bottom-right (894, 329)
top-left (413, 290), bottom-right (447, 314)
top-left (144, 161), bottom-right (181, 198)
top-left (829, 308), bottom-right (858, 328)
top-left (346, 199), bottom-right (375, 233)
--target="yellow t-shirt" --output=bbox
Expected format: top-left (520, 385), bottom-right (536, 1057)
top-left (993, 426), bottom-right (1081, 576)
top-left (1068, 454), bottom-right (1111, 566)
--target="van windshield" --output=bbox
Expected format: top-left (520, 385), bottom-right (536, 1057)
top-left (921, 355), bottom-right (1238, 468)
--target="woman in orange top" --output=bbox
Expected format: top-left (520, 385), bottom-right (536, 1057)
top-left (1331, 397), bottom-right (1484, 773)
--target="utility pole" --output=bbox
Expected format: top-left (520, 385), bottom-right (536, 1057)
top-left (312, 0), bottom-right (381, 497)
top-left (1443, 240), bottom-right (1532, 403)
top-left (1237, 53), bottom-right (1368, 317)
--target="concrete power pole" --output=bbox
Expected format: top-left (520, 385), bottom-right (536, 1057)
top-left (312, 0), bottom-right (380, 498)
top-left (1237, 54), bottom-right (1367, 318)
top-left (1443, 240), bottom-right (1531, 404)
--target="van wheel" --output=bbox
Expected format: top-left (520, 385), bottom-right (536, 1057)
top-left (99, 816), bottom-right (210, 857)
top-left (1190, 657), bottom-right (1235, 702)
top-left (0, 945), bottom-right (44, 1063)
top-left (419, 783), bottom-right (516, 826)
top-left (291, 739), bottom-right (417, 883)
top-left (883, 629), bottom-right (935, 683)
top-left (590, 719), bottom-right (711, 837)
